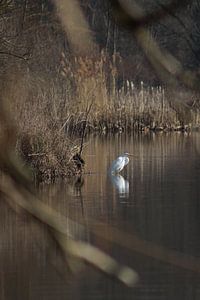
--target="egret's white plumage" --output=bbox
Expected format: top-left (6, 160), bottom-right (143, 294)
top-left (110, 152), bottom-right (130, 174)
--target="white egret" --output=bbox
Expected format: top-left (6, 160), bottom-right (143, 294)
top-left (110, 152), bottom-right (132, 174)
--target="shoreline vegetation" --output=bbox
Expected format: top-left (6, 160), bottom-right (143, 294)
top-left (5, 53), bottom-right (200, 181)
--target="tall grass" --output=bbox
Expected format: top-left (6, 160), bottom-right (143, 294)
top-left (60, 51), bottom-right (200, 134)
top-left (3, 70), bottom-right (84, 181)
top-left (3, 51), bottom-right (200, 180)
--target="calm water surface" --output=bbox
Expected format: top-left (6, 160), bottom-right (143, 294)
top-left (1, 132), bottom-right (200, 299)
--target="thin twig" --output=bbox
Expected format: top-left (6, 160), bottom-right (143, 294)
top-left (109, 0), bottom-right (190, 29)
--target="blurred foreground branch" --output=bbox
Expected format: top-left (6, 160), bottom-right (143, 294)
top-left (110, 0), bottom-right (190, 28)
top-left (109, 0), bottom-right (200, 93)
top-left (0, 174), bottom-right (138, 287)
top-left (91, 222), bottom-right (200, 273)
top-left (54, 0), bottom-right (97, 55)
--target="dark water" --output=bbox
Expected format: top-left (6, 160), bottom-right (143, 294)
top-left (1, 132), bottom-right (200, 299)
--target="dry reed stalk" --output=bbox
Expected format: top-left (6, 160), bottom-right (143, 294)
top-left (59, 48), bottom-right (200, 133)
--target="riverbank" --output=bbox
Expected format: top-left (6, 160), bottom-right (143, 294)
top-left (62, 84), bottom-right (200, 135)
top-left (5, 70), bottom-right (200, 181)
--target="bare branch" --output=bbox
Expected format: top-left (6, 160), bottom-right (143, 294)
top-left (109, 0), bottom-right (191, 28)
top-left (109, 0), bottom-right (200, 93)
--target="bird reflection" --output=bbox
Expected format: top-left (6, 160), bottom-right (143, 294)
top-left (110, 174), bottom-right (129, 198)
top-left (73, 175), bottom-right (85, 215)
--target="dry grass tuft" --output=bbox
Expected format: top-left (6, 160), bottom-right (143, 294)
top-left (2, 70), bottom-right (84, 181)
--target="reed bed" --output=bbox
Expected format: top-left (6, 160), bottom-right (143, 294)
top-left (3, 53), bottom-right (200, 181)
top-left (60, 52), bottom-right (200, 135)
top-left (63, 83), bottom-right (200, 135)
top-left (3, 71), bottom-right (85, 181)
top-left (89, 83), bottom-right (197, 134)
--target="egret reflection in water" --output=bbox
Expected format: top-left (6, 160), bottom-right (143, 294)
top-left (110, 174), bottom-right (129, 197)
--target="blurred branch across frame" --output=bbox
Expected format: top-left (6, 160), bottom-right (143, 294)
top-left (0, 174), bottom-right (139, 287)
top-left (109, 0), bottom-right (200, 93)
